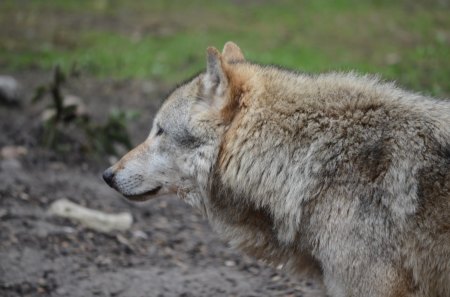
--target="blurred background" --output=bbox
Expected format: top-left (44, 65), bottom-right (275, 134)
top-left (0, 1), bottom-right (449, 297)
top-left (1, 0), bottom-right (449, 95)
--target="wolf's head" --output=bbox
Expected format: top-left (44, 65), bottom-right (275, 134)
top-left (103, 42), bottom-right (248, 207)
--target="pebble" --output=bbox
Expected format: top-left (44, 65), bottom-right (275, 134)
top-left (224, 260), bottom-right (236, 267)
top-left (0, 146), bottom-right (25, 170)
top-left (1, 145), bottom-right (27, 159)
top-left (132, 230), bottom-right (148, 240)
top-left (0, 75), bottom-right (21, 105)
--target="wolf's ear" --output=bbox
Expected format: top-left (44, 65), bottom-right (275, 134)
top-left (202, 47), bottom-right (229, 100)
top-left (222, 41), bottom-right (245, 63)
top-left (193, 47), bottom-right (233, 123)
top-left (194, 45), bottom-right (243, 124)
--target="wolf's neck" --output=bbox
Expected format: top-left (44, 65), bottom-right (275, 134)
top-left (184, 139), bottom-right (221, 215)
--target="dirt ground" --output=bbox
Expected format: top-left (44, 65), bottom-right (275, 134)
top-left (0, 71), bottom-right (323, 297)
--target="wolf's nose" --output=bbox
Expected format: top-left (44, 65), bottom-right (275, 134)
top-left (102, 167), bottom-right (115, 188)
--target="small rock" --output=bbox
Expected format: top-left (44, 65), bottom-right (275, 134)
top-left (37, 278), bottom-right (46, 286)
top-left (132, 230), bottom-right (148, 240)
top-left (19, 192), bottom-right (29, 201)
top-left (224, 260), bottom-right (236, 267)
top-left (0, 146), bottom-right (26, 170)
top-left (1, 145), bottom-right (27, 159)
top-left (62, 226), bottom-right (76, 234)
top-left (0, 75), bottom-right (21, 105)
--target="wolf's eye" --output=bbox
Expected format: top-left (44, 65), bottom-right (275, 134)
top-left (156, 124), bottom-right (164, 136)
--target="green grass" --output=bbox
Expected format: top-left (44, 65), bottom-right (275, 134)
top-left (0, 0), bottom-right (449, 96)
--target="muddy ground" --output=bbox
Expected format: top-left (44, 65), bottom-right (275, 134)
top-left (0, 71), bottom-right (323, 297)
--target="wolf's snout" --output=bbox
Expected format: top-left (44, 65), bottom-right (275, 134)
top-left (102, 167), bottom-right (116, 188)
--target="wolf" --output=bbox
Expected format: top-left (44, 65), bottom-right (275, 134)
top-left (103, 42), bottom-right (450, 297)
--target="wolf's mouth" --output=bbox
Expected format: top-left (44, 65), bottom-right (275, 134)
top-left (124, 186), bottom-right (162, 201)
